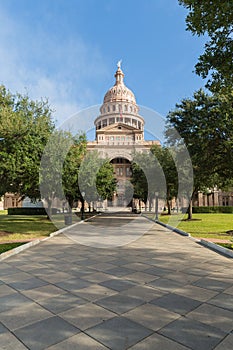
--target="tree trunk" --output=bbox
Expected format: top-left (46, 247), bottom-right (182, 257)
top-left (188, 202), bottom-right (193, 220)
top-left (167, 199), bottom-right (171, 215)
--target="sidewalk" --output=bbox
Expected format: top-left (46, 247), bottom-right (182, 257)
top-left (0, 214), bottom-right (232, 349)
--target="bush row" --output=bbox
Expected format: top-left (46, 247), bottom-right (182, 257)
top-left (192, 206), bottom-right (233, 213)
top-left (8, 207), bottom-right (60, 215)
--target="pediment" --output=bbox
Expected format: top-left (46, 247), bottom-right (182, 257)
top-left (98, 122), bottom-right (138, 132)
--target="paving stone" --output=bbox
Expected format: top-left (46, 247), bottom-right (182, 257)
top-left (37, 293), bottom-right (87, 313)
top-left (0, 284), bottom-right (18, 297)
top-left (165, 272), bottom-right (201, 284)
top-left (21, 284), bottom-right (66, 301)
top-left (73, 283), bottom-right (117, 301)
top-left (121, 262), bottom-right (151, 271)
top-left (55, 278), bottom-right (93, 293)
top-left (147, 278), bottom-right (184, 292)
top-left (224, 285), bottom-right (233, 295)
top-left (80, 271), bottom-right (114, 283)
top-left (86, 316), bottom-right (153, 350)
top-left (0, 271), bottom-right (32, 283)
top-left (0, 332), bottom-right (28, 349)
top-left (0, 302), bottom-right (53, 330)
top-left (120, 284), bottom-right (166, 302)
top-left (214, 333), bottom-right (233, 350)
top-left (174, 284), bottom-right (219, 302)
top-left (0, 323), bottom-right (8, 334)
top-left (100, 278), bottom-right (137, 292)
top-left (46, 332), bottom-right (108, 349)
top-left (96, 293), bottom-right (145, 314)
top-left (39, 272), bottom-right (73, 283)
top-left (159, 317), bottom-right (226, 350)
top-left (7, 277), bottom-right (48, 291)
top-left (60, 302), bottom-right (115, 330)
top-left (88, 262), bottom-right (116, 272)
top-left (187, 303), bottom-right (233, 333)
top-left (123, 303), bottom-right (180, 331)
top-left (105, 266), bottom-right (134, 277)
top-left (192, 277), bottom-right (232, 292)
top-left (0, 293), bottom-right (32, 313)
top-left (207, 293), bottom-right (233, 311)
top-left (122, 271), bottom-right (156, 283)
top-left (144, 266), bottom-right (175, 277)
top-left (150, 293), bottom-right (201, 315)
top-left (129, 332), bottom-right (191, 349)
top-left (14, 316), bottom-right (80, 350)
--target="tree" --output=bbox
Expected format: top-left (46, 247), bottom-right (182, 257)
top-left (78, 151), bottom-right (117, 210)
top-left (96, 160), bottom-right (117, 201)
top-left (179, 0), bottom-right (233, 92)
top-left (40, 130), bottom-right (73, 216)
top-left (131, 151), bottom-right (166, 211)
top-left (151, 145), bottom-right (178, 215)
top-left (0, 85), bottom-right (54, 200)
top-left (166, 89), bottom-right (233, 218)
top-left (62, 133), bottom-right (87, 210)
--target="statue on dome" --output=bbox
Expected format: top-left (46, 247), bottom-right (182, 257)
top-left (117, 59), bottom-right (122, 69)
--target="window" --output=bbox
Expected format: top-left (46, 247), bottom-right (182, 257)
top-left (124, 105), bottom-right (128, 111)
top-left (126, 167), bottom-right (131, 177)
top-left (110, 136), bottom-right (114, 141)
top-left (113, 105), bottom-right (116, 111)
top-left (107, 106), bottom-right (110, 112)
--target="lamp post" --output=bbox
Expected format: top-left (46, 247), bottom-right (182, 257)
top-left (155, 191), bottom-right (159, 221)
top-left (81, 191), bottom-right (85, 220)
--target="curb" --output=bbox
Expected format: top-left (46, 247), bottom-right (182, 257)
top-left (0, 239), bottom-right (40, 261)
top-left (142, 215), bottom-right (190, 237)
top-left (200, 239), bottom-right (233, 258)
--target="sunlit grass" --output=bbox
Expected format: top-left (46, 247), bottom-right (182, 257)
top-left (158, 213), bottom-right (233, 240)
top-left (0, 215), bottom-right (57, 242)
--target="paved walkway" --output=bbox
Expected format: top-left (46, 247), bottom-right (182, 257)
top-left (0, 213), bottom-right (233, 350)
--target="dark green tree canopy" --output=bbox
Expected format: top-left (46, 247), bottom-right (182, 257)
top-left (166, 89), bottom-right (233, 188)
top-left (179, 0), bottom-right (233, 91)
top-left (0, 85), bottom-right (54, 198)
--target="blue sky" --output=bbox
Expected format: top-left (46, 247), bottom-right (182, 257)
top-left (0, 0), bottom-right (206, 126)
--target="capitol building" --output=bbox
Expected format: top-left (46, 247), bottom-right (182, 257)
top-left (87, 62), bottom-right (159, 206)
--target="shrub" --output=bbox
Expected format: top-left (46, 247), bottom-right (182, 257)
top-left (192, 206), bottom-right (233, 214)
top-left (7, 207), bottom-right (60, 215)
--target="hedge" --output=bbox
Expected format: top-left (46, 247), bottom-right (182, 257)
top-left (8, 207), bottom-right (60, 215)
top-left (192, 206), bottom-right (233, 214)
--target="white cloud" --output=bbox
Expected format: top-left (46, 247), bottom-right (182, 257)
top-left (0, 5), bottom-right (108, 124)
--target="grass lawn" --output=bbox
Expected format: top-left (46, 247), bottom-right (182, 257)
top-left (158, 213), bottom-right (233, 240)
top-left (0, 212), bottom-right (57, 242)
top-left (0, 242), bottom-right (28, 254)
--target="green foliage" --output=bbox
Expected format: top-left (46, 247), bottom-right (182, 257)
top-left (166, 89), bottom-right (233, 187)
top-left (78, 151), bottom-right (117, 204)
top-left (192, 206), bottom-right (233, 213)
top-left (150, 144), bottom-right (178, 214)
top-left (0, 85), bottom-right (54, 198)
top-left (130, 151), bottom-right (167, 209)
top-left (8, 207), bottom-right (47, 215)
top-left (96, 161), bottom-right (117, 200)
top-left (0, 242), bottom-right (27, 254)
top-left (62, 133), bottom-right (87, 208)
top-left (179, 0), bottom-right (233, 91)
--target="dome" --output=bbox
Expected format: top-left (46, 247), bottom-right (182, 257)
top-left (103, 66), bottom-right (136, 105)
